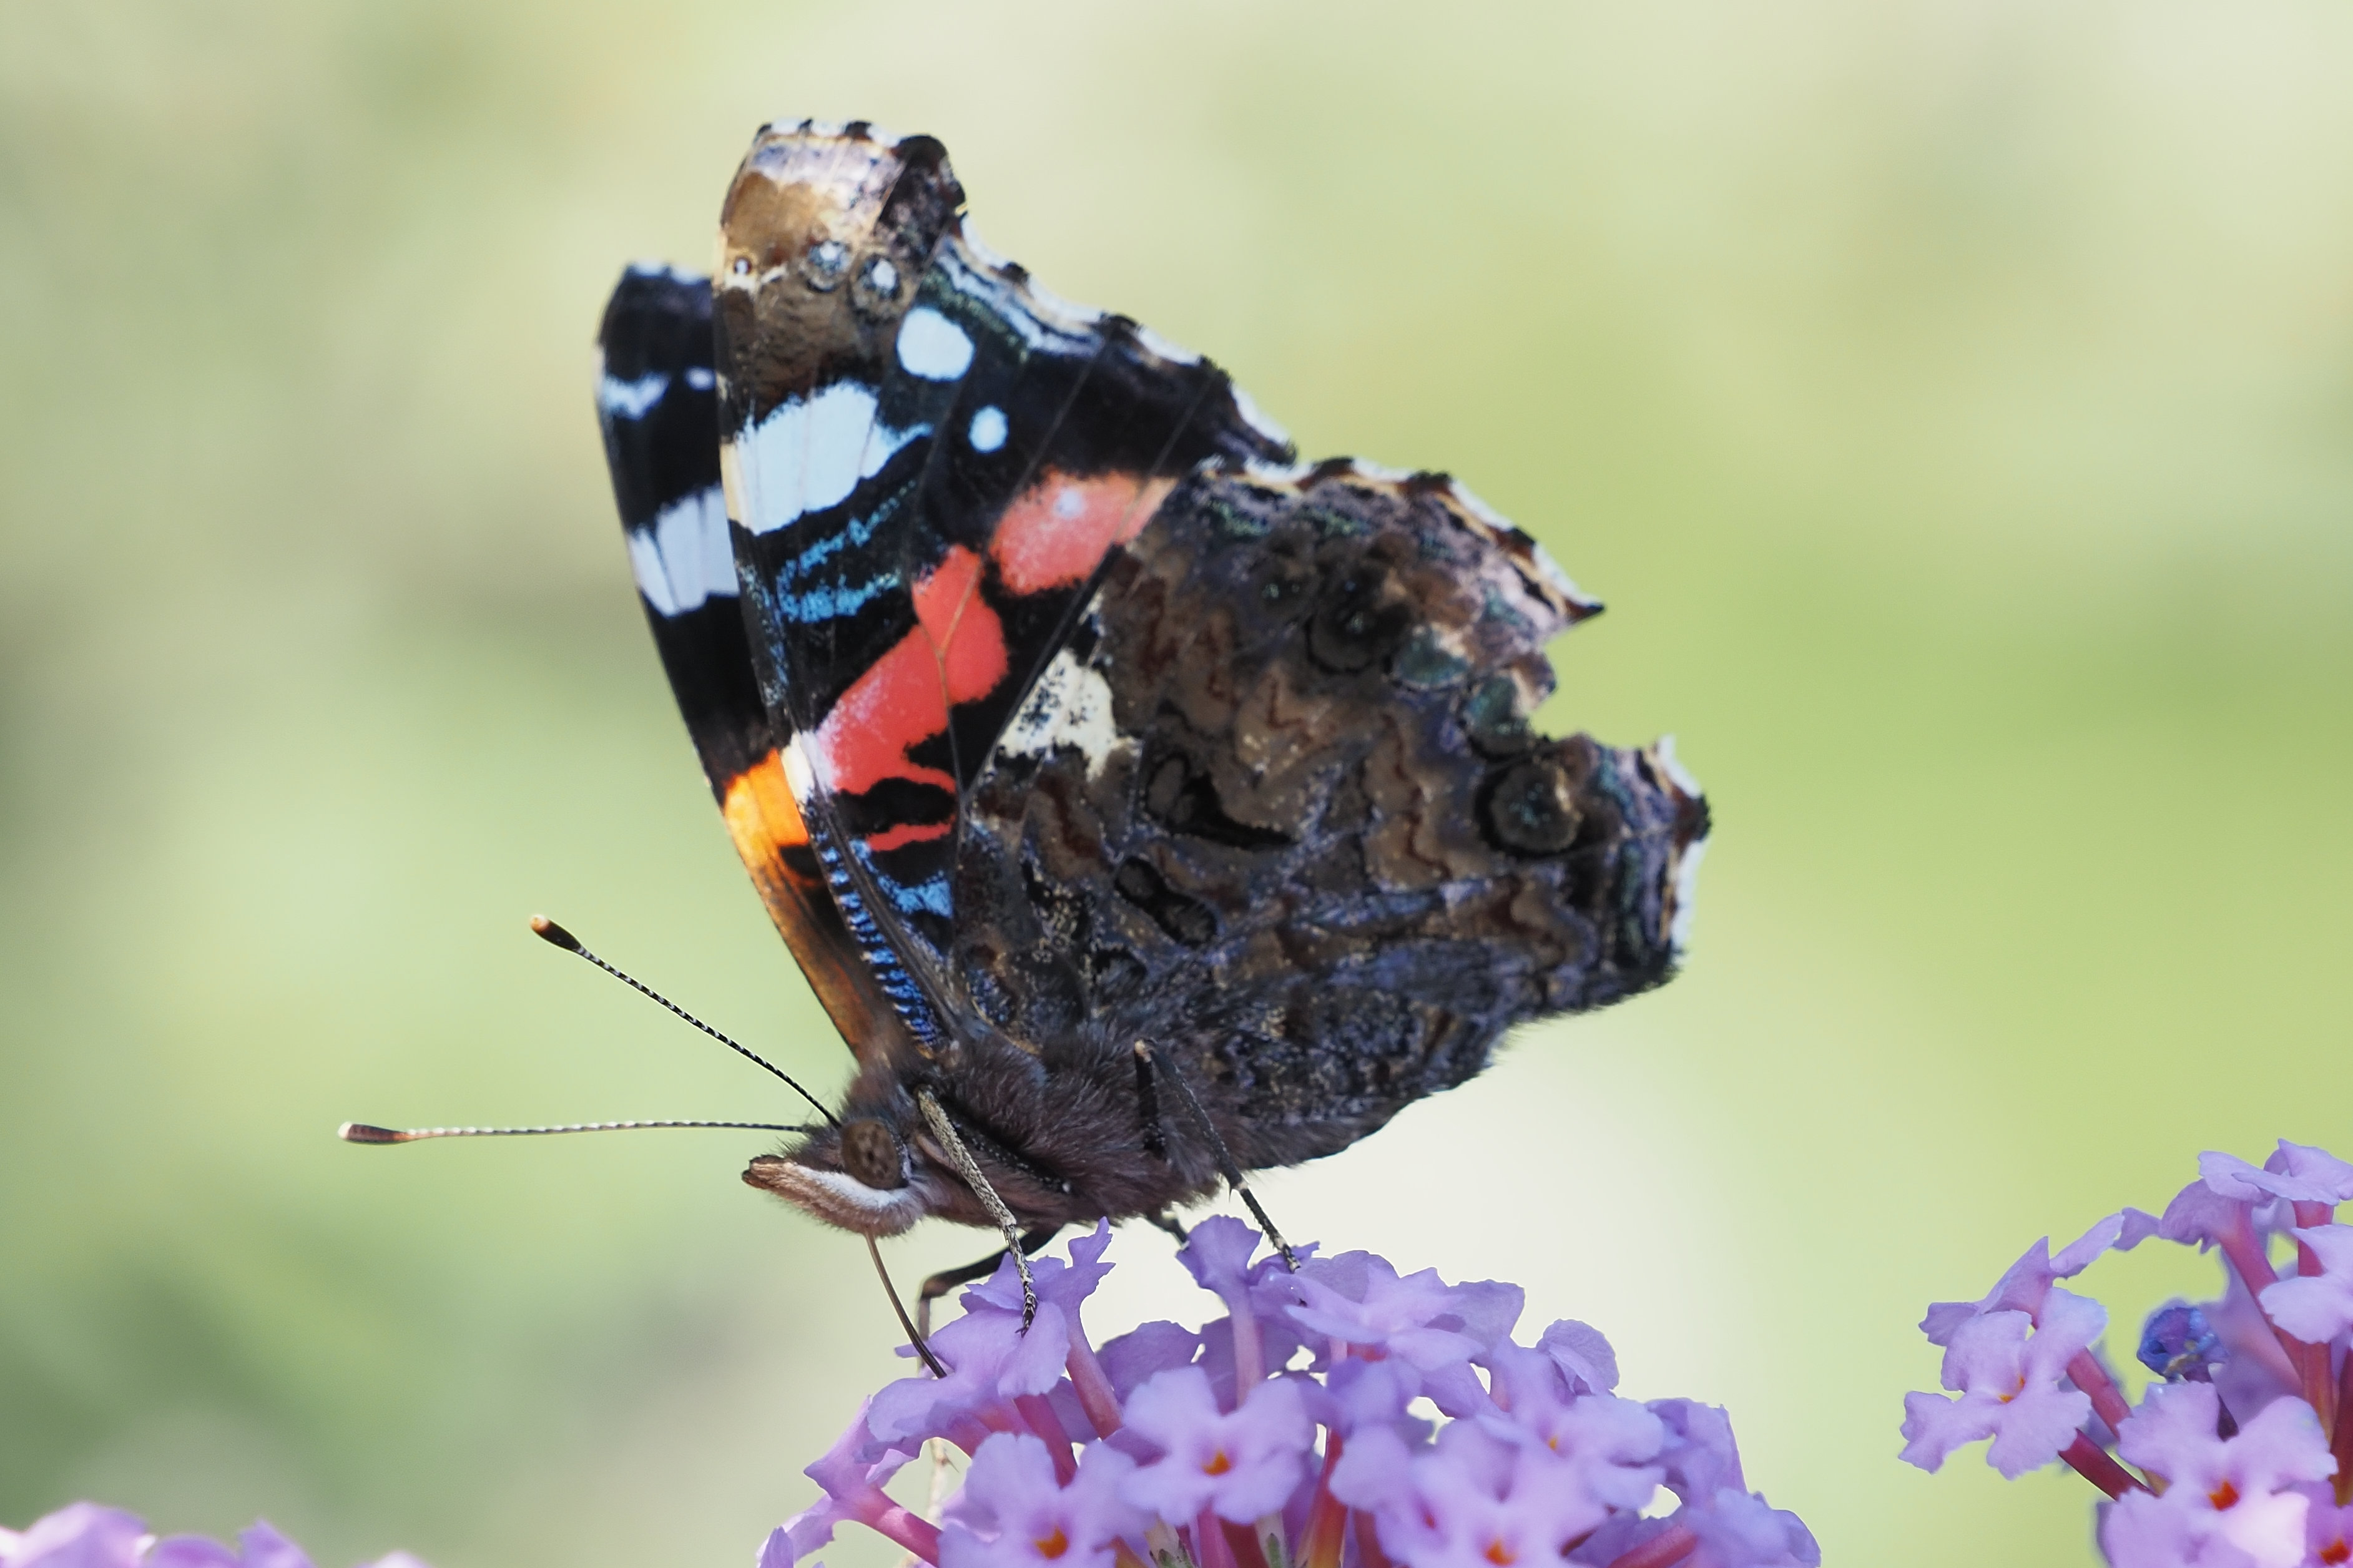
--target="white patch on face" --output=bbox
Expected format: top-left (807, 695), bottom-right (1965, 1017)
top-left (968, 404), bottom-right (1008, 452)
top-left (725, 381), bottom-right (926, 536)
top-left (1230, 384), bottom-right (1292, 449)
top-left (757, 1156), bottom-right (932, 1237)
top-left (895, 306), bottom-right (975, 380)
top-left (599, 371), bottom-right (668, 420)
top-left (1000, 645), bottom-right (1121, 775)
top-left (626, 488), bottom-right (735, 615)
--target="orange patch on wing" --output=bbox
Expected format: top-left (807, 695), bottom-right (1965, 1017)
top-left (990, 469), bottom-right (1175, 595)
top-left (722, 750), bottom-right (814, 881)
top-left (813, 544), bottom-right (1009, 801)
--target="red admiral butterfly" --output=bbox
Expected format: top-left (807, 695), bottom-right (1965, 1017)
top-left (594, 121), bottom-right (1707, 1280)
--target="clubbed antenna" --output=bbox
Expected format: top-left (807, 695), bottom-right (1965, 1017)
top-left (529, 914), bottom-right (838, 1127)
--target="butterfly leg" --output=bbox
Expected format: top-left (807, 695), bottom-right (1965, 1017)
top-left (916, 1224), bottom-right (1061, 1340)
top-left (1132, 1041), bottom-right (1299, 1272)
top-left (1132, 1042), bottom-right (1167, 1159)
top-left (915, 1089), bottom-right (1043, 1329)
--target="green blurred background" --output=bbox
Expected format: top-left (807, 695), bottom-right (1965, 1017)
top-left (4, 1), bottom-right (2349, 1562)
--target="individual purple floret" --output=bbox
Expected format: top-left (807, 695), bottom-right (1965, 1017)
top-left (0, 1504), bottom-right (425, 1568)
top-left (773, 1217), bottom-right (1815, 1568)
top-left (1900, 1288), bottom-right (2106, 1478)
top-left (1903, 1137), bottom-right (2353, 1567)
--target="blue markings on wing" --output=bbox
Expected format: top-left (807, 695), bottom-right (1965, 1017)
top-left (767, 481), bottom-right (916, 625)
top-left (813, 832), bottom-right (943, 1047)
top-left (777, 572), bottom-right (900, 624)
top-left (850, 840), bottom-right (953, 920)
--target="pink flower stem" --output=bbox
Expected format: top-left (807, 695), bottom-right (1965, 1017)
top-left (2218, 1208), bottom-right (2281, 1294)
top-left (1218, 1518), bottom-right (1272, 1568)
top-left (1220, 1290), bottom-right (1264, 1394)
top-left (1066, 1334), bottom-right (1124, 1438)
top-left (1197, 1508), bottom-right (1240, 1568)
top-left (1603, 1524), bottom-right (1697, 1568)
top-left (2215, 1209), bottom-right (2319, 1393)
top-left (1296, 1434), bottom-right (1348, 1568)
top-left (847, 1490), bottom-right (944, 1564)
top-left (2059, 1433), bottom-right (2147, 1499)
top-left (2066, 1350), bottom-right (2133, 1434)
top-left (2295, 1202), bottom-right (2338, 1433)
top-left (2334, 1344), bottom-right (2353, 1507)
top-left (1015, 1393), bottom-right (1078, 1484)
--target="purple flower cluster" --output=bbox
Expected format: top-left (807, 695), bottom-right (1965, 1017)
top-left (1903, 1138), bottom-right (2353, 1566)
top-left (772, 1218), bottom-right (1815, 1568)
top-left (0, 1503), bottom-right (423, 1568)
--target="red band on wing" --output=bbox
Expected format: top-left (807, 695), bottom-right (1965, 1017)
top-left (813, 545), bottom-right (1009, 805)
top-left (990, 470), bottom-right (1175, 595)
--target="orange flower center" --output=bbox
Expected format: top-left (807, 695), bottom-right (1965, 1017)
top-left (2210, 1479), bottom-right (2241, 1511)
top-left (1484, 1540), bottom-right (1516, 1565)
top-left (1202, 1449), bottom-right (1234, 1476)
top-left (2319, 1540), bottom-right (2349, 1565)
top-left (1034, 1527), bottom-right (1071, 1560)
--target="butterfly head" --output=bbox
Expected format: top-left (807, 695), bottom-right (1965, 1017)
top-left (743, 1097), bottom-right (936, 1237)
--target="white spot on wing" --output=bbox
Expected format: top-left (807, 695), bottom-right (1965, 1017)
top-left (623, 260), bottom-right (705, 288)
top-left (1656, 736), bottom-right (1707, 956)
top-left (684, 366), bottom-right (714, 391)
top-left (1668, 835), bottom-right (1708, 956)
top-left (625, 529), bottom-right (674, 616)
top-left (1654, 734), bottom-right (1703, 800)
top-left (937, 239), bottom-right (1099, 356)
top-left (968, 405), bottom-right (1007, 452)
top-left (1230, 383), bottom-right (1292, 448)
top-left (782, 735), bottom-right (818, 796)
top-left (627, 488), bottom-right (735, 615)
top-left (599, 371), bottom-right (668, 420)
top-left (1001, 646), bottom-right (1121, 775)
top-left (728, 381), bottom-right (926, 536)
top-left (1131, 321), bottom-right (1202, 366)
top-left (1345, 456), bottom-right (1414, 484)
top-left (895, 306), bottom-right (974, 380)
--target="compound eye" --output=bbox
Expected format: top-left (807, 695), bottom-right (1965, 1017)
top-left (838, 1117), bottom-right (906, 1190)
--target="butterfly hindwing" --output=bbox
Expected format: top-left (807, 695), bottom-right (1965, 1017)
top-left (949, 462), bottom-right (1707, 1169)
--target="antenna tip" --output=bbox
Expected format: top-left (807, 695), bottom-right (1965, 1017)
top-left (338, 1122), bottom-right (406, 1144)
top-left (529, 914), bottom-right (581, 952)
